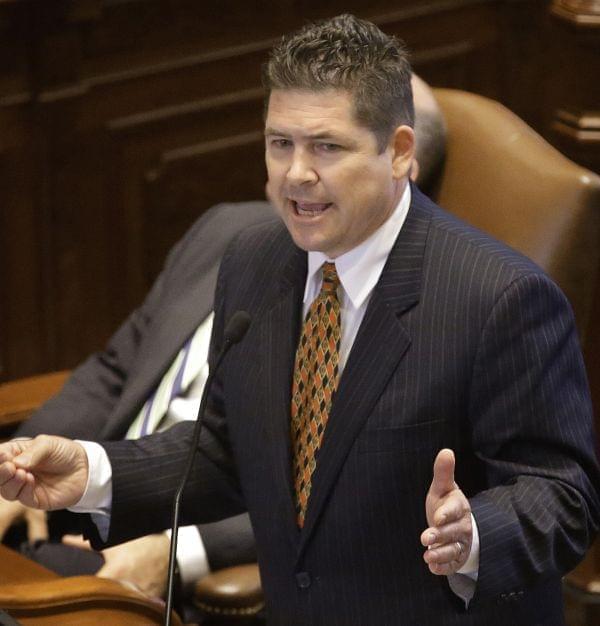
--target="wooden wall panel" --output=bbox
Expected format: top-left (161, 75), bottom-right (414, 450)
top-left (546, 1), bottom-right (600, 173)
top-left (0, 0), bottom-right (596, 382)
top-left (104, 88), bottom-right (265, 310)
top-left (142, 136), bottom-right (266, 285)
top-left (0, 109), bottom-right (47, 380)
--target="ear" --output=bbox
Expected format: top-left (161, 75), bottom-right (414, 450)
top-left (410, 159), bottom-right (420, 182)
top-left (390, 125), bottom-right (415, 180)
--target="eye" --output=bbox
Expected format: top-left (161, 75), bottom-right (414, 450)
top-left (317, 142), bottom-right (342, 153)
top-left (270, 138), bottom-right (292, 149)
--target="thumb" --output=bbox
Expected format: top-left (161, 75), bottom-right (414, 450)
top-left (430, 448), bottom-right (456, 497)
top-left (12, 439), bottom-right (44, 470)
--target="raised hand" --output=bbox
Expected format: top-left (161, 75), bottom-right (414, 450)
top-left (0, 435), bottom-right (89, 511)
top-left (421, 448), bottom-right (473, 576)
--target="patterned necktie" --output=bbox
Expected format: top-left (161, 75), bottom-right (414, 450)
top-left (291, 262), bottom-right (341, 527)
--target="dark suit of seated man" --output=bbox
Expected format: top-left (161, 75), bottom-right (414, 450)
top-left (2, 14), bottom-right (597, 625)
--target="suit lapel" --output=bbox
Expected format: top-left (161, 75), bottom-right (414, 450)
top-left (256, 245), bottom-right (307, 542)
top-left (297, 199), bottom-right (432, 558)
top-left (101, 263), bottom-right (218, 439)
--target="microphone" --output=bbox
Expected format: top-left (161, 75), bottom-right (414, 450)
top-left (164, 310), bottom-right (251, 625)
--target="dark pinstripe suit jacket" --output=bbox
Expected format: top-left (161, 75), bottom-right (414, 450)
top-left (97, 186), bottom-right (600, 625)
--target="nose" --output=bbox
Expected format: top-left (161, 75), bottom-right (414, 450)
top-left (286, 148), bottom-right (318, 186)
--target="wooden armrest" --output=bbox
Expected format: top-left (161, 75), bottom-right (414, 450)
top-left (0, 576), bottom-right (182, 625)
top-left (194, 563), bottom-right (264, 618)
top-left (0, 371), bottom-right (70, 429)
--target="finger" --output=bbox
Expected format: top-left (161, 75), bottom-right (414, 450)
top-left (12, 450), bottom-right (36, 471)
top-left (0, 461), bottom-right (18, 487)
top-left (429, 449), bottom-right (456, 498)
top-left (12, 436), bottom-right (55, 472)
top-left (424, 518), bottom-right (471, 549)
top-left (0, 467), bottom-right (28, 501)
top-left (421, 527), bottom-right (437, 547)
top-left (424, 539), bottom-right (465, 564)
top-left (0, 441), bottom-right (25, 463)
top-left (62, 534), bottom-right (93, 551)
top-left (26, 509), bottom-right (49, 542)
top-left (426, 559), bottom-right (464, 576)
top-left (433, 493), bottom-right (470, 527)
top-left (18, 474), bottom-right (40, 509)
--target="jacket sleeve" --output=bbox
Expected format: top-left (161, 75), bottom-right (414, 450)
top-left (467, 272), bottom-right (600, 604)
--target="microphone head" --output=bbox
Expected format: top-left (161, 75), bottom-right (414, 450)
top-left (223, 310), bottom-right (252, 345)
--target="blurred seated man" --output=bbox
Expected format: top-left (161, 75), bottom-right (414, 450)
top-left (0, 72), bottom-right (445, 606)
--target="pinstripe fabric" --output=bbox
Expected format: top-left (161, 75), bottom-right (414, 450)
top-left (99, 186), bottom-right (600, 625)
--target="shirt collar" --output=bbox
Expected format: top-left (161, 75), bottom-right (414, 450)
top-left (305, 184), bottom-right (412, 308)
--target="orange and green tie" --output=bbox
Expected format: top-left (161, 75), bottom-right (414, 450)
top-left (291, 262), bottom-right (341, 528)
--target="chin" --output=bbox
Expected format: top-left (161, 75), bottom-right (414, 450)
top-left (289, 231), bottom-right (323, 253)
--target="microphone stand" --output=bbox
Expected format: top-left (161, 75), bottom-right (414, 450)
top-left (164, 311), bottom-right (250, 626)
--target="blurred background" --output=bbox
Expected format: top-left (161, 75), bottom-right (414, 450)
top-left (1, 0), bottom-right (598, 385)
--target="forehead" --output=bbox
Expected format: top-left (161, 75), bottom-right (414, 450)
top-left (265, 88), bottom-right (368, 137)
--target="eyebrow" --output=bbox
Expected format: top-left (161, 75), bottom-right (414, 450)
top-left (264, 127), bottom-right (354, 144)
top-left (264, 127), bottom-right (288, 137)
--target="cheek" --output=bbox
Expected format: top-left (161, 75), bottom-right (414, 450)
top-left (266, 170), bottom-right (286, 199)
top-left (265, 155), bottom-right (282, 179)
top-left (342, 176), bottom-right (382, 207)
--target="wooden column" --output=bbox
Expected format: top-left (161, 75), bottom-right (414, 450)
top-left (546, 1), bottom-right (600, 173)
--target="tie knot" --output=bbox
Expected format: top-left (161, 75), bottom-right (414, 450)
top-left (320, 262), bottom-right (340, 295)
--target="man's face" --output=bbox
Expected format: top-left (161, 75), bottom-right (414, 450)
top-left (265, 89), bottom-right (413, 259)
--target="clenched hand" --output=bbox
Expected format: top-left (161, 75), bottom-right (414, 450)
top-left (0, 435), bottom-right (89, 510)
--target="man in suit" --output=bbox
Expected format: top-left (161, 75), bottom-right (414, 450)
top-left (0, 67), bottom-right (444, 605)
top-left (1, 14), bottom-right (598, 625)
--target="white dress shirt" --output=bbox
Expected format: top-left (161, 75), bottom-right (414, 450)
top-left (75, 183), bottom-right (478, 601)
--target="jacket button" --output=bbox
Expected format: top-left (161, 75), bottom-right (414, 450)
top-left (295, 572), bottom-right (311, 588)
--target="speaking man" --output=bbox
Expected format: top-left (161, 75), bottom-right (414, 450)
top-left (1, 14), bottom-right (598, 625)
top-left (0, 72), bottom-right (444, 605)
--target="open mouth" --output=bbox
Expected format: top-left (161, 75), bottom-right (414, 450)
top-left (292, 200), bottom-right (333, 216)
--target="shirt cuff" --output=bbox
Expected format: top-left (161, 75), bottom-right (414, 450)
top-left (68, 440), bottom-right (113, 514)
top-left (166, 525), bottom-right (210, 594)
top-left (456, 512), bottom-right (479, 577)
top-left (447, 513), bottom-right (479, 607)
